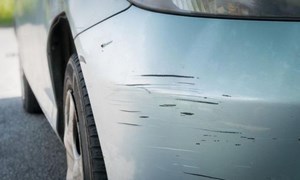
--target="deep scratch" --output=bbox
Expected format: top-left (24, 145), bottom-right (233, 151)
top-left (181, 112), bottom-right (194, 116)
top-left (118, 122), bottom-right (141, 126)
top-left (184, 172), bottom-right (226, 180)
top-left (141, 74), bottom-right (194, 79)
top-left (176, 98), bottom-right (219, 105)
top-left (139, 116), bottom-right (149, 119)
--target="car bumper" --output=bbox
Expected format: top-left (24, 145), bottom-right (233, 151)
top-left (75, 6), bottom-right (300, 180)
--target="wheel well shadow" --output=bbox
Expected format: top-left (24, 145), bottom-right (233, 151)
top-left (47, 13), bottom-right (77, 140)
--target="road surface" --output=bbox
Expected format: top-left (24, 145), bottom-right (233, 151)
top-left (0, 27), bottom-right (67, 180)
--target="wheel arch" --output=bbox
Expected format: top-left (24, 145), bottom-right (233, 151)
top-left (47, 12), bottom-right (77, 140)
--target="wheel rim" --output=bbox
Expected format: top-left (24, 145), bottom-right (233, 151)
top-left (64, 90), bottom-right (84, 180)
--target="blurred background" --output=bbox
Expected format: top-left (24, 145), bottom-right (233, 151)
top-left (0, 1), bottom-right (66, 179)
top-left (0, 0), bottom-right (14, 26)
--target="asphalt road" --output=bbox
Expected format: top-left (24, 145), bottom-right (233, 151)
top-left (0, 28), bottom-right (67, 180)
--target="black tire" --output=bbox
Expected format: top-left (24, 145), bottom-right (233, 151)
top-left (21, 72), bottom-right (42, 114)
top-left (63, 54), bottom-right (107, 180)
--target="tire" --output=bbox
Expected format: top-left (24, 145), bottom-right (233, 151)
top-left (63, 54), bottom-right (107, 180)
top-left (21, 71), bottom-right (42, 114)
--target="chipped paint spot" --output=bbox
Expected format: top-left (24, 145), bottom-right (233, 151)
top-left (181, 112), bottom-right (194, 116)
top-left (183, 172), bottom-right (226, 180)
top-left (176, 98), bottom-right (219, 105)
top-left (141, 74), bottom-right (194, 79)
top-left (159, 104), bottom-right (176, 107)
top-left (196, 143), bottom-right (200, 145)
top-left (118, 122), bottom-right (141, 126)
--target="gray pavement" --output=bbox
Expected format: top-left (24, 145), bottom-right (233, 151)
top-left (0, 28), bottom-right (67, 180)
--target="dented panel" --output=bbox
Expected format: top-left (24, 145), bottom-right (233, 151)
top-left (75, 6), bottom-right (300, 180)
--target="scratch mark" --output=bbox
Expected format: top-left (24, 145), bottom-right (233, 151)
top-left (235, 144), bottom-right (241, 146)
top-left (183, 164), bottom-right (200, 169)
top-left (118, 122), bottom-right (141, 126)
top-left (101, 40), bottom-right (113, 48)
top-left (184, 172), bottom-right (226, 180)
top-left (139, 116), bottom-right (149, 119)
top-left (181, 112), bottom-right (194, 116)
top-left (138, 87), bottom-right (152, 94)
top-left (125, 84), bottom-right (151, 86)
top-left (141, 74), bottom-right (194, 79)
top-left (196, 128), bottom-right (241, 134)
top-left (79, 55), bottom-right (86, 64)
top-left (176, 98), bottom-right (219, 105)
top-left (177, 82), bottom-right (195, 85)
top-left (149, 146), bottom-right (196, 152)
top-left (272, 138), bottom-right (277, 140)
top-left (120, 110), bottom-right (140, 113)
top-left (240, 136), bottom-right (255, 140)
top-left (160, 104), bottom-right (176, 107)
top-left (222, 94), bottom-right (232, 97)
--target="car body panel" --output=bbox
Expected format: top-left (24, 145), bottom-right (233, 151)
top-left (63, 0), bottom-right (131, 36)
top-left (14, 0), bottom-right (130, 129)
top-left (75, 6), bottom-right (300, 179)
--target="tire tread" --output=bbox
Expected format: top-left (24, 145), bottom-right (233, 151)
top-left (68, 54), bottom-right (107, 179)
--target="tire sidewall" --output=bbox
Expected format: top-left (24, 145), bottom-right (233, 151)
top-left (63, 57), bottom-right (93, 180)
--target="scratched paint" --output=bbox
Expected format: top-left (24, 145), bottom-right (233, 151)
top-left (76, 6), bottom-right (300, 180)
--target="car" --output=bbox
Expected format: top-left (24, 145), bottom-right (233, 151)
top-left (14, 0), bottom-right (300, 179)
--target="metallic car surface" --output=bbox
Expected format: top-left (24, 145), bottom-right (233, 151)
top-left (15, 0), bottom-right (300, 179)
top-left (15, 0), bottom-right (130, 130)
top-left (75, 6), bottom-right (300, 180)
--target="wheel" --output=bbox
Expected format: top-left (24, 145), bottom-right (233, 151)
top-left (21, 71), bottom-right (42, 113)
top-left (63, 55), bottom-right (107, 180)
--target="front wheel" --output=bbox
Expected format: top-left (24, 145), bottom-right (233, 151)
top-left (63, 55), bottom-right (107, 180)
